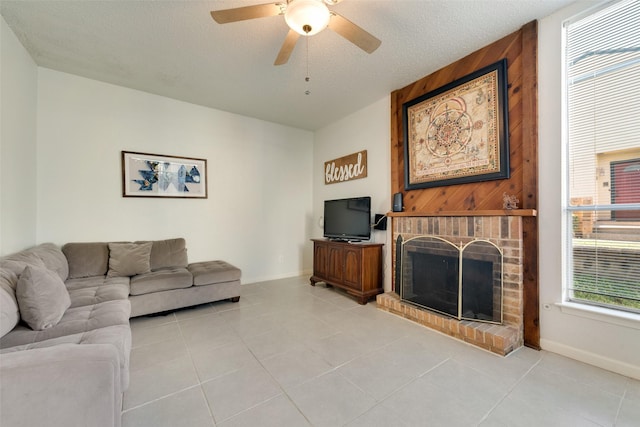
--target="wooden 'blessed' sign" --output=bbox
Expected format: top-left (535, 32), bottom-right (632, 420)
top-left (324, 150), bottom-right (368, 185)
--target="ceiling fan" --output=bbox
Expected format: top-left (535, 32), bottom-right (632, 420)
top-left (210, 0), bottom-right (381, 65)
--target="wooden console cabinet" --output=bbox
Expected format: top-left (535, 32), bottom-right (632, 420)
top-left (310, 239), bottom-right (383, 304)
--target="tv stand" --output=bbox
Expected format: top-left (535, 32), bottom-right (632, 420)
top-left (310, 239), bottom-right (383, 304)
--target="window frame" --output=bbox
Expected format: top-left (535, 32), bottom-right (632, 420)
top-left (561, 0), bottom-right (640, 315)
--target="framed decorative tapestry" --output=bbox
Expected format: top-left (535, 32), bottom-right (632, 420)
top-left (122, 151), bottom-right (207, 198)
top-left (403, 59), bottom-right (509, 190)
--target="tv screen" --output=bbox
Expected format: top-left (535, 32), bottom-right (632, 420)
top-left (323, 197), bottom-right (371, 241)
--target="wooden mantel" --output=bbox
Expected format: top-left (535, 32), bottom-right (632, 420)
top-left (387, 210), bottom-right (537, 218)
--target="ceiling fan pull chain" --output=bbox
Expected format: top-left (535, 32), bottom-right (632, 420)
top-left (305, 36), bottom-right (311, 95)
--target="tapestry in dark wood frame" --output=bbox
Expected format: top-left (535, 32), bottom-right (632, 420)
top-left (403, 59), bottom-right (510, 190)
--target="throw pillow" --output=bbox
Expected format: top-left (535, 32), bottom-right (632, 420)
top-left (0, 268), bottom-right (20, 337)
top-left (107, 242), bottom-right (152, 278)
top-left (16, 265), bottom-right (71, 331)
top-left (144, 238), bottom-right (188, 270)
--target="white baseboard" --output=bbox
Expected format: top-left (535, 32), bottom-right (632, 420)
top-left (540, 338), bottom-right (640, 380)
top-left (242, 270), bottom-right (312, 285)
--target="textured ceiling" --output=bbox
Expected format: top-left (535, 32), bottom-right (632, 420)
top-left (1, 0), bottom-right (574, 130)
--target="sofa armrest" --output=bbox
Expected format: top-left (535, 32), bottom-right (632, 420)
top-left (1, 344), bottom-right (122, 427)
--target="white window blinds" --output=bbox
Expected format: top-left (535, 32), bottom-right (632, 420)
top-left (564, 0), bottom-right (640, 313)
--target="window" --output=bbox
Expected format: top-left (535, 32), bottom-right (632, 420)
top-left (564, 0), bottom-right (640, 314)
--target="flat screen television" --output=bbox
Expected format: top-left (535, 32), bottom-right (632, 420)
top-left (323, 196), bottom-right (371, 242)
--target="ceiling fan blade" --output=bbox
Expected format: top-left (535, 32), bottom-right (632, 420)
top-left (210, 2), bottom-right (283, 24)
top-left (274, 29), bottom-right (300, 65)
top-left (327, 12), bottom-right (381, 54)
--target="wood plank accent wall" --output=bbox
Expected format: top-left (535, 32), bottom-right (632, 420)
top-left (390, 21), bottom-right (540, 349)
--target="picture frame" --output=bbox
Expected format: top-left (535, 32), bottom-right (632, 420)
top-left (403, 59), bottom-right (509, 190)
top-left (122, 151), bottom-right (207, 198)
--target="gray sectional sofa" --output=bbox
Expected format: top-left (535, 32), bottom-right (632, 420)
top-left (0, 238), bottom-right (241, 427)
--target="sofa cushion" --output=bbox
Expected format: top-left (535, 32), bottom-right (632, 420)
top-left (0, 324), bottom-right (132, 390)
top-left (144, 238), bottom-right (188, 271)
top-left (65, 275), bottom-right (129, 291)
top-left (188, 260), bottom-right (242, 286)
top-left (0, 299), bottom-right (131, 348)
top-left (68, 282), bottom-right (131, 308)
top-left (30, 243), bottom-right (69, 282)
top-left (62, 242), bottom-right (109, 279)
top-left (0, 269), bottom-right (19, 338)
top-left (129, 267), bottom-right (193, 296)
top-left (107, 242), bottom-right (152, 278)
top-left (16, 266), bottom-right (71, 331)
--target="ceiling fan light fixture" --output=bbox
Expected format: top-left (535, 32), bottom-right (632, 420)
top-left (284, 0), bottom-right (330, 36)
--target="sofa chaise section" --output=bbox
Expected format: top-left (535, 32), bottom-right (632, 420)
top-left (129, 258), bottom-right (242, 317)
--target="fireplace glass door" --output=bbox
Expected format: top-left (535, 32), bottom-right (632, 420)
top-left (399, 236), bottom-right (503, 324)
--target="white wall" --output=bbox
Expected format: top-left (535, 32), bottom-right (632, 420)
top-left (35, 69), bottom-right (314, 284)
top-left (0, 17), bottom-right (38, 254)
top-left (313, 96), bottom-right (392, 291)
top-left (539, 1), bottom-right (640, 379)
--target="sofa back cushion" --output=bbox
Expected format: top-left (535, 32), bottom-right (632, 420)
top-left (62, 242), bottom-right (109, 279)
top-left (0, 244), bottom-right (68, 282)
top-left (0, 269), bottom-right (19, 338)
top-left (0, 252), bottom-right (46, 277)
top-left (30, 243), bottom-right (69, 282)
top-left (136, 238), bottom-right (188, 271)
top-left (16, 265), bottom-right (71, 331)
top-left (107, 242), bottom-right (152, 278)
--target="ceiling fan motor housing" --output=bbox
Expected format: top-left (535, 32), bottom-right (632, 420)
top-left (210, 0), bottom-right (380, 66)
top-left (285, 0), bottom-right (330, 36)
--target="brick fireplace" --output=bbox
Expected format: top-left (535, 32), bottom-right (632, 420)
top-left (377, 213), bottom-right (530, 356)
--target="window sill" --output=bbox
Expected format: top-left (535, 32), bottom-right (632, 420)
top-left (556, 302), bottom-right (640, 330)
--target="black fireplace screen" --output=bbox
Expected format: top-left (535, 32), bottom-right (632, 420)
top-left (399, 236), bottom-right (503, 324)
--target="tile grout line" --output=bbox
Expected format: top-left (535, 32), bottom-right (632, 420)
top-left (166, 291), bottom-right (311, 425)
top-left (337, 356), bottom-right (454, 426)
top-left (219, 283), bottom-right (373, 423)
top-left (475, 352), bottom-right (545, 426)
top-left (174, 309), bottom-right (219, 426)
top-left (121, 383), bottom-right (201, 414)
top-left (613, 383), bottom-right (628, 426)
top-left (128, 312), bottom-right (178, 349)
top-left (231, 326), bottom-right (316, 426)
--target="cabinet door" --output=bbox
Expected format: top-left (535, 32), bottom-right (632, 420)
top-left (313, 243), bottom-right (329, 278)
top-left (327, 245), bottom-right (345, 283)
top-left (343, 247), bottom-right (362, 289)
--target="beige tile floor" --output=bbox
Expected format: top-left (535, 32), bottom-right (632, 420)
top-left (123, 276), bottom-right (640, 427)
